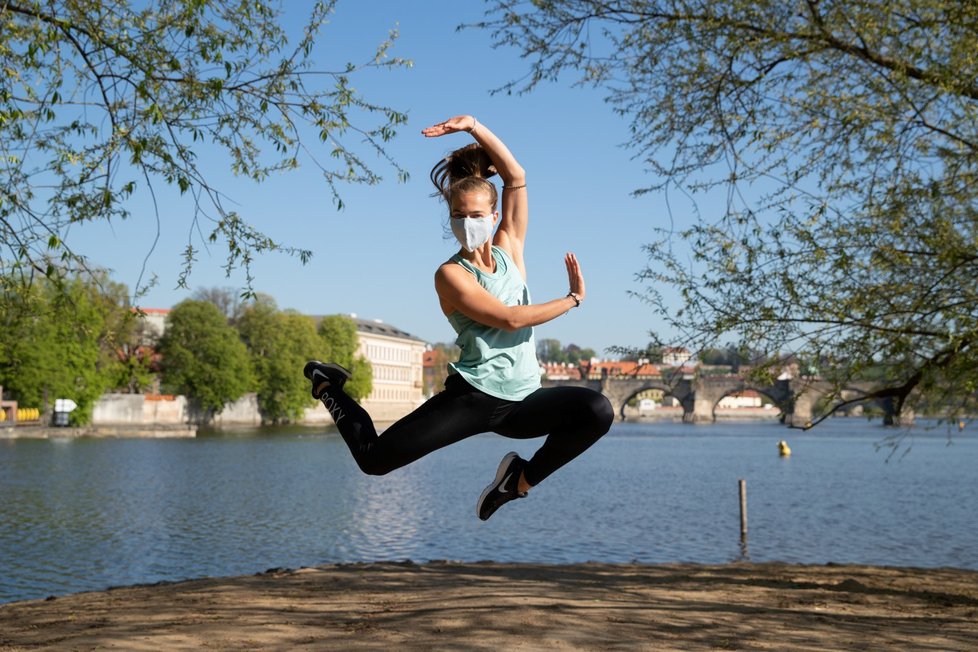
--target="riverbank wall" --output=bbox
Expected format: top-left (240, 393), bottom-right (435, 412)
top-left (1, 424), bottom-right (198, 439)
top-left (2, 392), bottom-right (336, 439)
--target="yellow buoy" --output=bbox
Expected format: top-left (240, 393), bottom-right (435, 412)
top-left (778, 440), bottom-right (792, 457)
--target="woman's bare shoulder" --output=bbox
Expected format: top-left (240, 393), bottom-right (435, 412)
top-left (435, 259), bottom-right (468, 284)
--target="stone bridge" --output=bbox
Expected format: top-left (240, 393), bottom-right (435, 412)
top-left (541, 372), bottom-right (913, 427)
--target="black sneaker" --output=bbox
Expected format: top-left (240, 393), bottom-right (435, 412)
top-left (476, 452), bottom-right (527, 521)
top-left (303, 361), bottom-right (352, 399)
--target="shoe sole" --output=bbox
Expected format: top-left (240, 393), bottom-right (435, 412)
top-left (476, 451), bottom-right (519, 520)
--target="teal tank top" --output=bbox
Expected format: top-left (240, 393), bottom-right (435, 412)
top-left (446, 246), bottom-right (541, 401)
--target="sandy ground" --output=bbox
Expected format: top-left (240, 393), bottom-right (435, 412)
top-left (2, 561), bottom-right (977, 651)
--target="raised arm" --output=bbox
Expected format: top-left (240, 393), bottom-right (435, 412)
top-left (423, 116), bottom-right (529, 276)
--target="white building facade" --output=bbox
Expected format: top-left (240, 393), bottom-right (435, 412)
top-left (353, 318), bottom-right (427, 423)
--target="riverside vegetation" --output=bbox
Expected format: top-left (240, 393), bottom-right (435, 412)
top-left (0, 279), bottom-right (372, 426)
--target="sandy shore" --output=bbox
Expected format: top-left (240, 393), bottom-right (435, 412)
top-left (2, 561), bottom-right (977, 650)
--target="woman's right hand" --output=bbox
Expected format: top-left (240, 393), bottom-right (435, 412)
top-left (422, 115), bottom-right (476, 138)
top-left (565, 253), bottom-right (586, 302)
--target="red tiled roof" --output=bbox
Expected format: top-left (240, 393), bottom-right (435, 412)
top-left (586, 361), bottom-right (662, 376)
top-left (540, 362), bottom-right (583, 380)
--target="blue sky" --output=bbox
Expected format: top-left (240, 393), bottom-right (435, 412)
top-left (69, 1), bottom-right (688, 356)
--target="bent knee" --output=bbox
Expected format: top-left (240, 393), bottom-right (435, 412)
top-left (592, 394), bottom-right (615, 432)
top-left (357, 458), bottom-right (396, 477)
top-left (573, 391), bottom-right (614, 433)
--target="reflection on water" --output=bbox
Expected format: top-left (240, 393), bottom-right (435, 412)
top-left (1, 419), bottom-right (976, 603)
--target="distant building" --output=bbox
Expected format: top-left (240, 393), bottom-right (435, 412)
top-left (136, 308), bottom-right (170, 345)
top-left (638, 398), bottom-right (658, 412)
top-left (717, 389), bottom-right (768, 409)
top-left (662, 346), bottom-right (692, 367)
top-left (352, 318), bottom-right (427, 422)
top-left (422, 346), bottom-right (460, 397)
top-left (583, 360), bottom-right (661, 380)
top-left (422, 349), bottom-right (441, 395)
top-left (539, 362), bottom-right (582, 380)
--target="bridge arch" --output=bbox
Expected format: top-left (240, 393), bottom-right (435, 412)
top-left (814, 385), bottom-right (914, 425)
top-left (612, 378), bottom-right (693, 422)
top-left (701, 386), bottom-right (787, 422)
top-left (687, 377), bottom-right (793, 423)
top-left (616, 382), bottom-right (687, 421)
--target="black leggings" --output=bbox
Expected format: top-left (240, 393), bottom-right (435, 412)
top-left (320, 374), bottom-right (615, 486)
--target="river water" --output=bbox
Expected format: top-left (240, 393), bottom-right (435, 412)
top-left (1, 418), bottom-right (975, 603)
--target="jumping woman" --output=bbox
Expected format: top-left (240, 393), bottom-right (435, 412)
top-left (305, 115), bottom-right (614, 520)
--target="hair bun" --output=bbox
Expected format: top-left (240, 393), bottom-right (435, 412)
top-left (430, 144), bottom-right (496, 199)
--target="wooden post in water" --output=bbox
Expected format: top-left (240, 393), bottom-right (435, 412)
top-left (738, 478), bottom-right (748, 538)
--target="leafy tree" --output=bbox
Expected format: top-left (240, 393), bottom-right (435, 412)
top-left (620, 344), bottom-right (663, 364)
top-left (236, 296), bottom-right (327, 423)
top-left (110, 336), bottom-right (157, 395)
top-left (192, 287), bottom-right (246, 325)
top-left (317, 314), bottom-right (372, 400)
top-left (0, 281), bottom-right (58, 410)
top-left (699, 348), bottom-right (731, 367)
top-left (158, 299), bottom-right (253, 420)
top-left (0, 271), bottom-right (131, 424)
top-left (698, 345), bottom-right (761, 372)
top-left (537, 338), bottom-right (595, 364)
top-left (565, 343), bottom-right (596, 365)
top-left (536, 338), bottom-right (564, 363)
top-left (102, 293), bottom-right (159, 395)
top-left (1, 0), bottom-right (410, 295)
top-left (480, 0), bottom-right (978, 424)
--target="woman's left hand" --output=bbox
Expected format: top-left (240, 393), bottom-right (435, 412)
top-left (565, 253), bottom-right (586, 302)
top-left (422, 115), bottom-right (476, 138)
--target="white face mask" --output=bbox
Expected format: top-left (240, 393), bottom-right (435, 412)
top-left (451, 214), bottom-right (494, 252)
